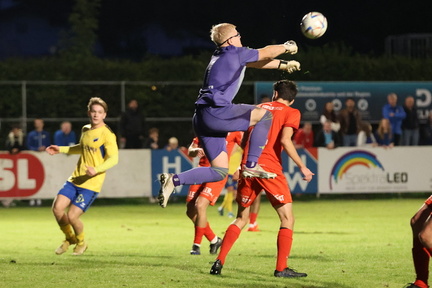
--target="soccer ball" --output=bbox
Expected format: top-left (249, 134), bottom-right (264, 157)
top-left (300, 12), bottom-right (327, 39)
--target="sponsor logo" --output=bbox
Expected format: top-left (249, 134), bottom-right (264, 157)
top-left (329, 150), bottom-right (384, 190)
top-left (0, 153), bottom-right (44, 197)
top-left (75, 194), bottom-right (85, 203)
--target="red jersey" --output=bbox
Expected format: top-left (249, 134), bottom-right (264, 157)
top-left (293, 128), bottom-right (314, 148)
top-left (242, 101), bottom-right (300, 172)
top-left (192, 131), bottom-right (243, 167)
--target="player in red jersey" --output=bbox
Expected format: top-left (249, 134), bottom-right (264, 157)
top-left (210, 79), bottom-right (314, 277)
top-left (186, 132), bottom-right (243, 255)
top-left (405, 195), bottom-right (432, 288)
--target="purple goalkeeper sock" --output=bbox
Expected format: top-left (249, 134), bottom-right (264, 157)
top-left (177, 167), bottom-right (228, 185)
top-left (247, 110), bottom-right (272, 163)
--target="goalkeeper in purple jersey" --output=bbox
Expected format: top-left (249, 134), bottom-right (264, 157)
top-left (158, 23), bottom-right (300, 208)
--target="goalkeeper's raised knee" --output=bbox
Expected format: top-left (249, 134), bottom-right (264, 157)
top-left (211, 167), bottom-right (229, 181)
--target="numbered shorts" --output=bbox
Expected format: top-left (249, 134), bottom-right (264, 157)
top-left (186, 176), bottom-right (228, 206)
top-left (225, 174), bottom-right (238, 189)
top-left (236, 171), bottom-right (292, 208)
top-left (58, 181), bottom-right (98, 212)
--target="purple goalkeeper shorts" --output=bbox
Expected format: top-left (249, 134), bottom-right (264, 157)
top-left (193, 104), bottom-right (254, 162)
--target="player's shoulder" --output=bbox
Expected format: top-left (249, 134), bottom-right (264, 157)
top-left (103, 124), bottom-right (115, 134)
top-left (82, 124), bottom-right (91, 132)
top-left (101, 125), bottom-right (116, 140)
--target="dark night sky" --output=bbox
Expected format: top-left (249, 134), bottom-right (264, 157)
top-left (5, 0), bottom-right (432, 58)
top-left (97, 0), bottom-right (432, 56)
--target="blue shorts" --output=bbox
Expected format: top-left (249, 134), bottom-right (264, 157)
top-left (225, 174), bottom-right (238, 189)
top-left (58, 181), bottom-right (98, 212)
top-left (193, 104), bottom-right (254, 161)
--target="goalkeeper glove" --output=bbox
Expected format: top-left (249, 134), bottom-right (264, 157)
top-left (283, 40), bottom-right (298, 54)
top-left (278, 60), bottom-right (301, 73)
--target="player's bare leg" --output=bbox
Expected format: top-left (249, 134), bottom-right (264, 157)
top-left (187, 196), bottom-right (221, 255)
top-left (52, 195), bottom-right (77, 255)
top-left (67, 205), bottom-right (87, 255)
top-left (407, 204), bottom-right (432, 288)
top-left (273, 203), bottom-right (306, 278)
top-left (210, 205), bottom-right (250, 275)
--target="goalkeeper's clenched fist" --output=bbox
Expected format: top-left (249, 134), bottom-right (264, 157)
top-left (283, 40), bottom-right (298, 54)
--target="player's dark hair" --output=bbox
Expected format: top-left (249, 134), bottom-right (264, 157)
top-left (273, 80), bottom-right (298, 102)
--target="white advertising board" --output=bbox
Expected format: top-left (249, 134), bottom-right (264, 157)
top-left (318, 146), bottom-right (432, 194)
top-left (0, 150), bottom-right (152, 199)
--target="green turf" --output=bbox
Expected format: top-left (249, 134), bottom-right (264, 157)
top-left (0, 198), bottom-right (423, 288)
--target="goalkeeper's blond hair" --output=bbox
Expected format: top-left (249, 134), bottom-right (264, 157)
top-left (210, 23), bottom-right (236, 46)
top-left (87, 97), bottom-right (108, 113)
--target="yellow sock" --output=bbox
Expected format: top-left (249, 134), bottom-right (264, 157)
top-left (60, 224), bottom-right (76, 242)
top-left (220, 193), bottom-right (228, 209)
top-left (76, 232), bottom-right (85, 245)
top-left (226, 191), bottom-right (233, 213)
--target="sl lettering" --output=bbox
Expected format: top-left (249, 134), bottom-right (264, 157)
top-left (0, 153), bottom-right (44, 197)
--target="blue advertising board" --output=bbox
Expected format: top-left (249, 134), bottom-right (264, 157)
top-left (256, 81), bottom-right (432, 123)
top-left (151, 149), bottom-right (194, 197)
top-left (281, 148), bottom-right (318, 194)
top-left (151, 148), bottom-right (318, 197)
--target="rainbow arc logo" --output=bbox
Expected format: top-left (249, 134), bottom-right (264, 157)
top-left (329, 150), bottom-right (384, 189)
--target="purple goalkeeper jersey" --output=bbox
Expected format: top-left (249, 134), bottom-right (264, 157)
top-left (195, 45), bottom-right (259, 106)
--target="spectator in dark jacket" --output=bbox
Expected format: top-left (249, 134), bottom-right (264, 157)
top-left (315, 120), bottom-right (340, 149)
top-left (119, 99), bottom-right (145, 149)
top-left (402, 96), bottom-right (419, 146)
top-left (6, 124), bottom-right (26, 155)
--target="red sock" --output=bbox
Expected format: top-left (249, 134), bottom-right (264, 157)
top-left (250, 212), bottom-right (258, 225)
top-left (414, 280), bottom-right (429, 288)
top-left (204, 222), bottom-right (216, 242)
top-left (411, 245), bottom-right (430, 287)
top-left (217, 224), bottom-right (241, 265)
top-left (276, 228), bottom-right (293, 272)
top-left (193, 226), bottom-right (206, 245)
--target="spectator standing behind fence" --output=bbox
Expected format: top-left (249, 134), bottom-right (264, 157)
top-left (3, 124), bottom-right (25, 208)
top-left (143, 127), bottom-right (159, 149)
top-left (27, 118), bottom-right (51, 152)
top-left (315, 120), bottom-right (339, 149)
top-left (402, 96), bottom-right (419, 146)
top-left (165, 137), bottom-right (179, 151)
top-left (293, 122), bottom-right (314, 149)
top-left (6, 124), bottom-right (26, 155)
top-left (356, 121), bottom-right (377, 147)
top-left (375, 118), bottom-right (394, 148)
top-left (119, 99), bottom-right (145, 149)
top-left (26, 118), bottom-right (49, 206)
top-left (54, 121), bottom-right (77, 146)
top-left (382, 93), bottom-right (406, 146)
top-left (320, 102), bottom-right (340, 132)
top-left (338, 98), bottom-right (362, 146)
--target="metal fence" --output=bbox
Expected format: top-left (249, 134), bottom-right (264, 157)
top-left (0, 80), bottom-right (255, 148)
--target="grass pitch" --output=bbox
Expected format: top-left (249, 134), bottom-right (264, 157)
top-left (0, 197), bottom-right (424, 288)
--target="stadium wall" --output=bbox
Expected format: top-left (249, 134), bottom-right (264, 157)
top-left (1, 147), bottom-right (430, 200)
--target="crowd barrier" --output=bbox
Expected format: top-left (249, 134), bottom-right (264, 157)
top-left (1, 146), bottom-right (431, 200)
